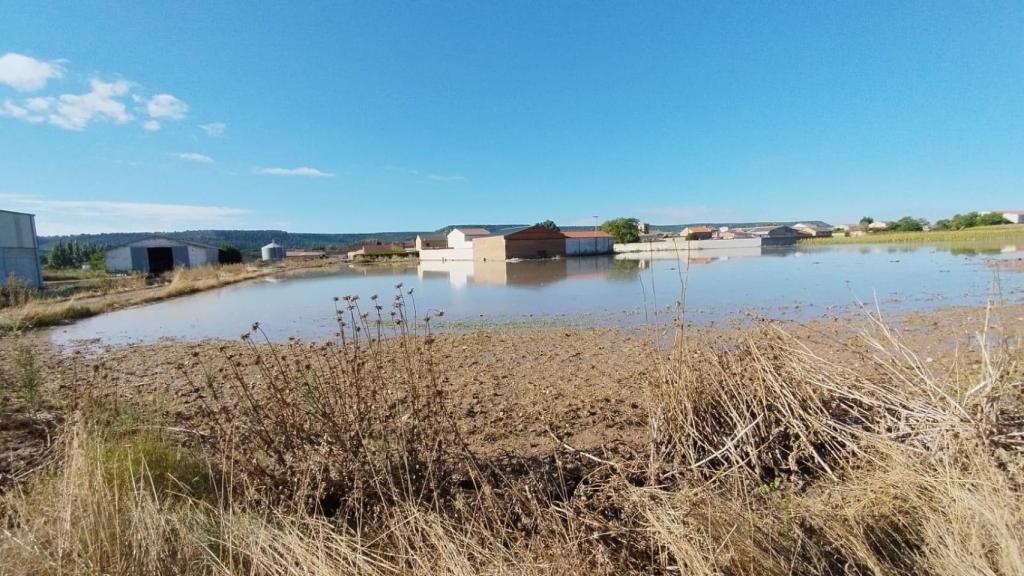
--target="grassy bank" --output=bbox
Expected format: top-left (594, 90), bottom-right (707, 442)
top-left (0, 259), bottom-right (341, 332)
top-left (2, 297), bottom-right (1021, 575)
top-left (801, 223), bottom-right (1024, 245)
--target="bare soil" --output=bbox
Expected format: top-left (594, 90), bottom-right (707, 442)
top-left (2, 301), bottom-right (1022, 489)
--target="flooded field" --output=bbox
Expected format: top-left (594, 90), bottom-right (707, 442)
top-left (51, 242), bottom-right (1024, 345)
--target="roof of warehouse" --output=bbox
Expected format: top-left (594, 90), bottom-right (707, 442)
top-left (107, 235), bottom-right (220, 250)
top-left (451, 227), bottom-right (491, 236)
top-left (563, 230), bottom-right (612, 238)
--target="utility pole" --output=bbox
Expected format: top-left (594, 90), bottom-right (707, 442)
top-left (593, 215), bottom-right (598, 232)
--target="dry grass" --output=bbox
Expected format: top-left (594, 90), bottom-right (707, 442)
top-left (802, 223), bottom-right (1024, 245)
top-left (2, 299), bottom-right (1022, 575)
top-left (0, 260), bottom-right (338, 332)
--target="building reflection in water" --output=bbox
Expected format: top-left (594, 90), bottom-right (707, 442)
top-left (417, 256), bottom-right (644, 287)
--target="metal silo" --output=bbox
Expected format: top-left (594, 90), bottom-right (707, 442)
top-left (261, 240), bottom-right (285, 261)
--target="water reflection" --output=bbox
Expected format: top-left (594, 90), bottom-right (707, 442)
top-left (417, 257), bottom-right (636, 287)
top-left (49, 243), bottom-right (1024, 345)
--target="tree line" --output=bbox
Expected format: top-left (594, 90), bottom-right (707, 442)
top-left (44, 241), bottom-right (106, 270)
top-left (859, 212), bottom-right (1010, 233)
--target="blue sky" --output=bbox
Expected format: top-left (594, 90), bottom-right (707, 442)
top-left (1, 2), bottom-right (1022, 235)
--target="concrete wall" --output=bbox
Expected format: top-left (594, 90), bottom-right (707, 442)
top-left (472, 236), bottom-right (507, 261)
top-left (0, 211), bottom-right (42, 287)
top-left (614, 237), bottom-right (762, 253)
top-left (418, 247), bottom-right (474, 261)
top-left (566, 237), bottom-right (613, 255)
top-left (505, 238), bottom-right (566, 259)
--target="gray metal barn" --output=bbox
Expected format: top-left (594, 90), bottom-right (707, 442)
top-left (0, 210), bottom-right (43, 288)
top-left (105, 236), bottom-right (219, 274)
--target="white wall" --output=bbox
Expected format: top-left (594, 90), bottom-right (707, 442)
top-left (1003, 213), bottom-right (1024, 224)
top-left (447, 229), bottom-right (490, 249)
top-left (614, 237), bottom-right (762, 253)
top-left (418, 247), bottom-right (474, 261)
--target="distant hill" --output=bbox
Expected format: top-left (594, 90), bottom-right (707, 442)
top-left (37, 225), bottom-right (525, 253)
top-left (38, 220), bottom-right (833, 253)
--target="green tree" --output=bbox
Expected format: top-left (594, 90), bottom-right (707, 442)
top-left (859, 216), bottom-right (874, 227)
top-left (601, 217), bottom-right (641, 244)
top-left (976, 212), bottom-right (1009, 226)
top-left (890, 216), bottom-right (925, 232)
top-left (536, 219), bottom-right (560, 232)
top-left (218, 244), bottom-right (243, 264)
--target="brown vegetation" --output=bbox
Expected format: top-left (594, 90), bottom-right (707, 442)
top-left (1, 296), bottom-right (1022, 574)
top-left (0, 259), bottom-right (340, 332)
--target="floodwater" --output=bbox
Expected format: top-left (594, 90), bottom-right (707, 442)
top-left (50, 243), bottom-right (1024, 345)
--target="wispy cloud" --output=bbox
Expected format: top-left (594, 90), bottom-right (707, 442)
top-left (175, 152), bottom-right (214, 164)
top-left (0, 52), bottom-right (63, 92)
top-left (0, 54), bottom-right (189, 132)
top-left (384, 164), bottom-right (467, 183)
top-left (0, 193), bottom-right (248, 234)
top-left (426, 173), bottom-right (467, 182)
top-left (199, 122), bottom-right (226, 137)
top-left (256, 166), bottom-right (334, 178)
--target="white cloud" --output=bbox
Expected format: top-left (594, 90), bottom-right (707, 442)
top-left (385, 164), bottom-right (466, 183)
top-left (0, 53), bottom-right (63, 92)
top-left (47, 79), bottom-right (133, 130)
top-left (0, 193), bottom-right (248, 234)
top-left (427, 173), bottom-right (467, 182)
top-left (147, 93), bottom-right (188, 119)
top-left (1, 57), bottom-right (191, 132)
top-left (256, 166), bottom-right (334, 178)
top-left (176, 152), bottom-right (214, 164)
top-left (0, 99), bottom-right (43, 123)
top-left (199, 122), bottom-right (225, 137)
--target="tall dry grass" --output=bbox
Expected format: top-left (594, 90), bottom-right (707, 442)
top-left (2, 297), bottom-right (1022, 575)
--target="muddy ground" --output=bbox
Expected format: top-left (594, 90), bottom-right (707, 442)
top-left (2, 301), bottom-right (1023, 488)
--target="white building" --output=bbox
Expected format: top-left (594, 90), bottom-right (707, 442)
top-left (1001, 211), bottom-right (1024, 224)
top-left (0, 210), bottom-right (43, 288)
top-left (418, 227), bottom-right (491, 262)
top-left (106, 236), bottom-right (219, 274)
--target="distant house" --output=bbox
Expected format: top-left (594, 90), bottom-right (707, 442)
top-left (106, 236), bottom-right (219, 274)
top-left (415, 233), bottom-right (447, 251)
top-left (837, 224), bottom-right (867, 237)
top-left (473, 225), bottom-right (567, 261)
top-left (742, 225), bottom-right (804, 246)
top-left (347, 241), bottom-right (405, 260)
top-left (681, 226), bottom-right (715, 240)
top-left (637, 221), bottom-right (651, 234)
top-left (564, 230), bottom-right (613, 255)
top-left (0, 210), bottom-right (43, 288)
top-left (793, 223), bottom-right (834, 238)
top-left (719, 229), bottom-right (755, 240)
top-left (868, 221), bottom-right (889, 231)
top-left (1001, 212), bottom-right (1024, 224)
top-left (447, 227), bottom-right (491, 249)
top-left (285, 249), bottom-right (328, 259)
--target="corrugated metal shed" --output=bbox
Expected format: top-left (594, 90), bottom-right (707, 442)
top-left (105, 236), bottom-right (219, 274)
top-left (0, 210), bottom-right (43, 288)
